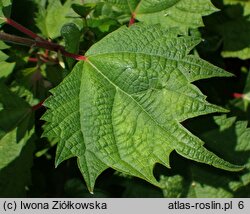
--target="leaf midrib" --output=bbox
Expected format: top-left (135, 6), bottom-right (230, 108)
top-left (84, 58), bottom-right (175, 184)
top-left (79, 60), bottom-right (161, 182)
top-left (87, 56), bottom-right (224, 124)
top-left (87, 51), bottom-right (209, 101)
top-left (86, 58), bottom-right (182, 149)
top-left (85, 53), bottom-right (228, 161)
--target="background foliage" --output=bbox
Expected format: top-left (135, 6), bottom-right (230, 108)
top-left (0, 0), bottom-right (250, 197)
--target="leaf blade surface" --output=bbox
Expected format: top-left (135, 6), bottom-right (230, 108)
top-left (43, 24), bottom-right (243, 192)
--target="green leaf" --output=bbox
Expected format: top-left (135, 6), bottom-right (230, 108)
top-left (0, 128), bottom-right (35, 197)
top-left (0, 82), bottom-right (33, 140)
top-left (35, 0), bottom-right (80, 39)
top-left (187, 165), bottom-right (234, 198)
top-left (0, 129), bottom-right (32, 169)
top-left (205, 116), bottom-right (250, 170)
top-left (243, 71), bottom-right (250, 94)
top-left (71, 3), bottom-right (96, 17)
top-left (0, 61), bottom-right (15, 79)
top-left (0, 50), bottom-right (8, 61)
top-left (223, 0), bottom-right (250, 16)
top-left (203, 1), bottom-right (250, 59)
top-left (0, 82), bottom-right (35, 197)
top-left (0, 46), bottom-right (15, 79)
top-left (0, 41), bottom-right (10, 49)
top-left (214, 114), bottom-right (237, 131)
top-left (0, 41), bottom-right (15, 79)
top-left (104, 0), bottom-right (218, 33)
top-left (220, 16), bottom-right (250, 60)
top-left (160, 175), bottom-right (184, 198)
top-left (61, 23), bottom-right (81, 70)
top-left (161, 115), bottom-right (250, 198)
top-left (242, 72), bottom-right (250, 109)
top-left (87, 17), bottom-right (118, 32)
top-left (188, 115), bottom-right (250, 197)
top-left (42, 24), bottom-right (243, 193)
top-left (0, 0), bottom-right (12, 23)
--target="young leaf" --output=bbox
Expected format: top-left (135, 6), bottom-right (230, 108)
top-left (42, 24), bottom-right (243, 192)
top-left (35, 0), bottom-right (79, 39)
top-left (71, 3), bottom-right (96, 18)
top-left (104, 0), bottom-right (218, 33)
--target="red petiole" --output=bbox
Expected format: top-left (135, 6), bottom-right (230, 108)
top-left (2, 18), bottom-right (88, 61)
top-left (5, 18), bottom-right (46, 41)
top-left (129, 12), bottom-right (136, 27)
top-left (233, 93), bottom-right (244, 99)
top-left (32, 100), bottom-right (45, 111)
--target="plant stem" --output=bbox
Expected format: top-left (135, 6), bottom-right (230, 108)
top-left (28, 57), bottom-right (39, 62)
top-left (32, 100), bottom-right (45, 111)
top-left (0, 32), bottom-right (35, 46)
top-left (0, 18), bottom-right (88, 61)
top-left (0, 32), bottom-right (87, 61)
top-left (129, 13), bottom-right (136, 26)
top-left (233, 93), bottom-right (244, 99)
top-left (5, 18), bottom-right (46, 41)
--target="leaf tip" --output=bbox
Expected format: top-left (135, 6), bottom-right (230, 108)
top-left (224, 71), bottom-right (235, 78)
top-left (225, 164), bottom-right (245, 172)
top-left (86, 182), bottom-right (95, 194)
top-left (208, 104), bottom-right (230, 115)
top-left (212, 158), bottom-right (245, 172)
top-left (55, 157), bottom-right (63, 168)
top-left (220, 107), bottom-right (230, 113)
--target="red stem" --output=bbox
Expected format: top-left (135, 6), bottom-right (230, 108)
top-left (233, 93), bottom-right (244, 99)
top-left (4, 18), bottom-right (62, 61)
top-left (60, 50), bottom-right (87, 61)
top-left (28, 53), bottom-right (59, 63)
top-left (0, 18), bottom-right (88, 62)
top-left (129, 13), bottom-right (136, 27)
top-left (28, 57), bottom-right (38, 62)
top-left (32, 100), bottom-right (45, 111)
top-left (5, 18), bottom-right (46, 41)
